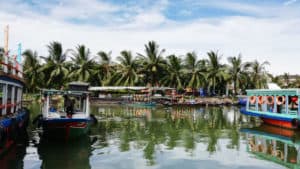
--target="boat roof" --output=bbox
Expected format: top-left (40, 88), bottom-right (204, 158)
top-left (41, 89), bottom-right (89, 95)
top-left (246, 89), bottom-right (300, 96)
top-left (89, 86), bottom-right (175, 91)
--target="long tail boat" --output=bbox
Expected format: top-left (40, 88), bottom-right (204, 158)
top-left (0, 25), bottom-right (29, 156)
top-left (34, 82), bottom-right (97, 140)
top-left (240, 89), bottom-right (300, 129)
top-left (241, 125), bottom-right (300, 168)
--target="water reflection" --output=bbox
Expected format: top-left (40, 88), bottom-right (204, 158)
top-left (91, 106), bottom-right (247, 165)
top-left (37, 137), bottom-right (92, 169)
top-left (241, 125), bottom-right (300, 168)
top-left (0, 130), bottom-right (28, 169)
top-left (1, 104), bottom-right (296, 169)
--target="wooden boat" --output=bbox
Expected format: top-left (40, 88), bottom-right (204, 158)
top-left (35, 82), bottom-right (96, 140)
top-left (240, 89), bottom-right (300, 129)
top-left (0, 25), bottom-right (29, 156)
top-left (241, 125), bottom-right (300, 168)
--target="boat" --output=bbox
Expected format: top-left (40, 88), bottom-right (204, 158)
top-left (34, 82), bottom-right (97, 140)
top-left (0, 25), bottom-right (29, 156)
top-left (237, 95), bottom-right (247, 106)
top-left (240, 89), bottom-right (300, 129)
top-left (241, 125), bottom-right (300, 168)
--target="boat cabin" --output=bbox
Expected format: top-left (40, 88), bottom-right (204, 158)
top-left (41, 89), bottom-right (90, 119)
top-left (246, 89), bottom-right (300, 116)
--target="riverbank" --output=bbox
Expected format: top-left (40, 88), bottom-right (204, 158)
top-left (90, 97), bottom-right (237, 106)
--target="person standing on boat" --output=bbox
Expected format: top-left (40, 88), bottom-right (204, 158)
top-left (64, 95), bottom-right (74, 117)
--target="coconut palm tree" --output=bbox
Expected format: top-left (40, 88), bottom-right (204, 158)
top-left (282, 72), bottom-right (290, 88)
top-left (161, 55), bottom-right (184, 89)
top-left (40, 41), bottom-right (70, 88)
top-left (184, 52), bottom-right (207, 89)
top-left (69, 45), bottom-right (95, 82)
top-left (23, 49), bottom-right (44, 92)
top-left (227, 54), bottom-right (251, 95)
top-left (249, 60), bottom-right (270, 89)
top-left (206, 51), bottom-right (227, 95)
top-left (137, 41), bottom-right (166, 86)
top-left (109, 50), bottom-right (139, 86)
top-left (97, 51), bottom-right (114, 85)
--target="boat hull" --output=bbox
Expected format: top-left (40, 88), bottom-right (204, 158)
top-left (0, 108), bottom-right (29, 157)
top-left (240, 107), bottom-right (298, 129)
top-left (42, 118), bottom-right (91, 140)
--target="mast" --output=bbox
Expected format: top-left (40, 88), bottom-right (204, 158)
top-left (4, 25), bottom-right (9, 73)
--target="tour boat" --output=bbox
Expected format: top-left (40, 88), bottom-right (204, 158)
top-left (240, 89), bottom-right (300, 129)
top-left (35, 82), bottom-right (96, 140)
top-left (0, 25), bottom-right (29, 156)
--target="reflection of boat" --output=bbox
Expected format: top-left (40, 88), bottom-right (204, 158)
top-left (128, 102), bottom-right (156, 107)
top-left (0, 129), bottom-right (28, 168)
top-left (241, 125), bottom-right (300, 168)
top-left (0, 25), bottom-right (29, 156)
top-left (35, 82), bottom-right (96, 140)
top-left (37, 137), bottom-right (92, 169)
top-left (241, 89), bottom-right (300, 129)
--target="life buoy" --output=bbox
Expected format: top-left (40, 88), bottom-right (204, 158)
top-left (258, 96), bottom-right (265, 105)
top-left (291, 97), bottom-right (298, 106)
top-left (249, 96), bottom-right (256, 104)
top-left (276, 96), bottom-right (285, 105)
top-left (266, 96), bottom-right (274, 105)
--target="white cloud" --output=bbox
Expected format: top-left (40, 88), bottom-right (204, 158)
top-left (0, 0), bottom-right (300, 75)
top-left (284, 0), bottom-right (298, 6)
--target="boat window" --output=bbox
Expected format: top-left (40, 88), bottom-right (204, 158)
top-left (7, 85), bottom-right (12, 113)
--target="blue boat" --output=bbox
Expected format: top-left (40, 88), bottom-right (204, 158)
top-left (0, 25), bottom-right (29, 156)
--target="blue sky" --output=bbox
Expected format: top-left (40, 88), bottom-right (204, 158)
top-left (0, 0), bottom-right (300, 74)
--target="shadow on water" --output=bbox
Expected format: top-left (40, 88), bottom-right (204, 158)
top-left (0, 129), bottom-right (28, 169)
top-left (37, 137), bottom-right (92, 169)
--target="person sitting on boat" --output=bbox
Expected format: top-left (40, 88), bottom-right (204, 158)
top-left (49, 104), bottom-right (57, 112)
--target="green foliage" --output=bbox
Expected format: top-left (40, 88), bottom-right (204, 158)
top-left (21, 41), bottom-right (271, 95)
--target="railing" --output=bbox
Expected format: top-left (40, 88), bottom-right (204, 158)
top-left (0, 53), bottom-right (23, 79)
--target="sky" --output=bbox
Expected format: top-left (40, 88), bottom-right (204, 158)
top-left (0, 0), bottom-right (300, 75)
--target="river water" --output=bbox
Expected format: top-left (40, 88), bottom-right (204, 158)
top-left (1, 104), bottom-right (298, 169)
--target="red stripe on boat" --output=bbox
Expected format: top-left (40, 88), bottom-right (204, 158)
top-left (261, 118), bottom-right (294, 129)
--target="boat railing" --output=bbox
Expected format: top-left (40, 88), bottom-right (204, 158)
top-left (246, 94), bottom-right (300, 116)
top-left (0, 53), bottom-right (23, 79)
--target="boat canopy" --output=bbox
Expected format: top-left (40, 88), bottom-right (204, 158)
top-left (41, 89), bottom-right (89, 95)
top-left (89, 86), bottom-right (175, 91)
top-left (246, 89), bottom-right (300, 96)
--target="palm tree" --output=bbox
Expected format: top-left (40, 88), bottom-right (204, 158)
top-left (161, 55), bottom-right (184, 89)
top-left (206, 51), bottom-right (227, 95)
top-left (184, 52), bottom-right (207, 89)
top-left (137, 41), bottom-right (166, 86)
top-left (97, 51), bottom-right (114, 85)
top-left (227, 54), bottom-right (251, 95)
top-left (69, 45), bottom-right (95, 82)
top-left (282, 72), bottom-right (290, 88)
top-left (249, 60), bottom-right (270, 89)
top-left (110, 50), bottom-right (139, 86)
top-left (40, 41), bottom-right (70, 88)
top-left (22, 49), bottom-right (44, 92)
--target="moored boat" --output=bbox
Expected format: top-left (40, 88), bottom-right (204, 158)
top-left (0, 25), bottom-right (29, 156)
top-left (241, 89), bottom-right (300, 129)
top-left (35, 82), bottom-right (96, 140)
